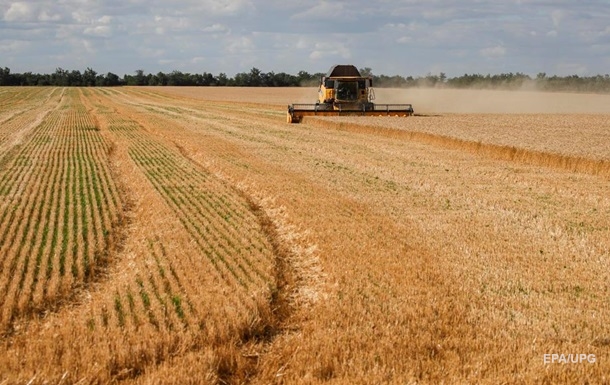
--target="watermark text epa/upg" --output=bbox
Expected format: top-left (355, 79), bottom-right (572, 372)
top-left (543, 354), bottom-right (596, 364)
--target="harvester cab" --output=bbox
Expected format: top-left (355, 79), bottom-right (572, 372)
top-left (287, 64), bottom-right (413, 123)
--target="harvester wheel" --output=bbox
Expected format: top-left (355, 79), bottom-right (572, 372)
top-left (287, 112), bottom-right (293, 123)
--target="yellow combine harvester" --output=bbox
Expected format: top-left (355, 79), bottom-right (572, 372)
top-left (287, 64), bottom-right (414, 123)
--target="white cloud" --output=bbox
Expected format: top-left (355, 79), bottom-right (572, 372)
top-left (202, 23), bottom-right (229, 34)
top-left (71, 10), bottom-right (91, 24)
top-left (84, 25), bottom-right (111, 37)
top-left (56, 24), bottom-right (78, 40)
top-left (480, 45), bottom-right (507, 59)
top-left (167, 0), bottom-right (255, 17)
top-left (551, 9), bottom-right (564, 28)
top-left (158, 59), bottom-right (177, 66)
top-left (225, 36), bottom-right (255, 54)
top-left (138, 47), bottom-right (166, 58)
top-left (0, 39), bottom-right (28, 52)
top-left (98, 15), bottom-right (112, 24)
top-left (38, 10), bottom-right (61, 22)
top-left (589, 44), bottom-right (610, 55)
top-left (308, 41), bottom-right (351, 61)
top-left (156, 16), bottom-right (192, 32)
top-left (82, 39), bottom-right (95, 54)
top-left (308, 50), bottom-right (323, 60)
top-left (190, 56), bottom-right (207, 64)
top-left (291, 1), bottom-right (353, 21)
top-left (382, 22), bottom-right (425, 33)
top-left (4, 2), bottom-right (35, 22)
top-left (199, 0), bottom-right (254, 16)
top-left (421, 8), bottom-right (457, 20)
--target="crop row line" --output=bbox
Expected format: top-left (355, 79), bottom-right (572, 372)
top-left (0, 110), bottom-right (63, 329)
top-left (84, 91), bottom-right (277, 331)
top-left (0, 89), bottom-right (124, 332)
top-left (97, 111), bottom-right (273, 291)
top-left (127, 139), bottom-right (273, 291)
top-left (127, 142), bottom-right (252, 291)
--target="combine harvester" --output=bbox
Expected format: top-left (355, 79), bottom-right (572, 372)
top-left (287, 64), bottom-right (414, 123)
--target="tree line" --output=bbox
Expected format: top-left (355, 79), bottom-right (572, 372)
top-left (2, 66), bottom-right (610, 93)
top-left (0, 67), bottom-right (323, 87)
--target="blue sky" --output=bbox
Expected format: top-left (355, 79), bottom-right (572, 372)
top-left (1, 0), bottom-right (610, 77)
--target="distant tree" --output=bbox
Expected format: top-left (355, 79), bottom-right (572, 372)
top-left (37, 74), bottom-right (51, 86)
top-left (217, 72), bottom-right (228, 86)
top-left (155, 72), bottom-right (168, 86)
top-left (95, 74), bottom-right (107, 86)
top-left (52, 67), bottom-right (69, 86)
top-left (268, 72), bottom-right (298, 87)
top-left (168, 70), bottom-right (186, 86)
top-left (201, 72), bottom-right (216, 86)
top-left (233, 71), bottom-right (247, 86)
top-left (83, 67), bottom-right (97, 87)
top-left (0, 67), bottom-right (13, 85)
top-left (248, 67), bottom-right (262, 86)
top-left (374, 73), bottom-right (411, 87)
top-left (4, 66), bottom-right (610, 92)
top-left (20, 72), bottom-right (39, 86)
top-left (191, 73), bottom-right (203, 86)
top-left (147, 74), bottom-right (159, 86)
top-left (126, 69), bottom-right (147, 86)
top-left (105, 72), bottom-right (121, 86)
top-left (67, 70), bottom-right (83, 86)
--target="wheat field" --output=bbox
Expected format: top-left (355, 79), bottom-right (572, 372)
top-left (0, 86), bottom-right (609, 384)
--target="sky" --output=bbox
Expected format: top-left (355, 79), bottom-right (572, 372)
top-left (1, 0), bottom-right (610, 78)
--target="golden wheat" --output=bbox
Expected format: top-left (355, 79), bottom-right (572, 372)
top-left (0, 86), bottom-right (608, 384)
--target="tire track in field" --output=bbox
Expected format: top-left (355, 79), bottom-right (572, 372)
top-left (102, 90), bottom-right (328, 309)
top-left (105, 87), bottom-right (326, 309)
top-left (84, 90), bottom-right (327, 383)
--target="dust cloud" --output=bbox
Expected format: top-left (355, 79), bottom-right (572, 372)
top-left (375, 88), bottom-right (610, 114)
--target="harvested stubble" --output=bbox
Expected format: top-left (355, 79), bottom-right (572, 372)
top-left (305, 114), bottom-right (610, 178)
top-left (0, 86), bottom-right (609, 384)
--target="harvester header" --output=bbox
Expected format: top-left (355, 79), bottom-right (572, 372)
top-left (287, 64), bottom-right (414, 123)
